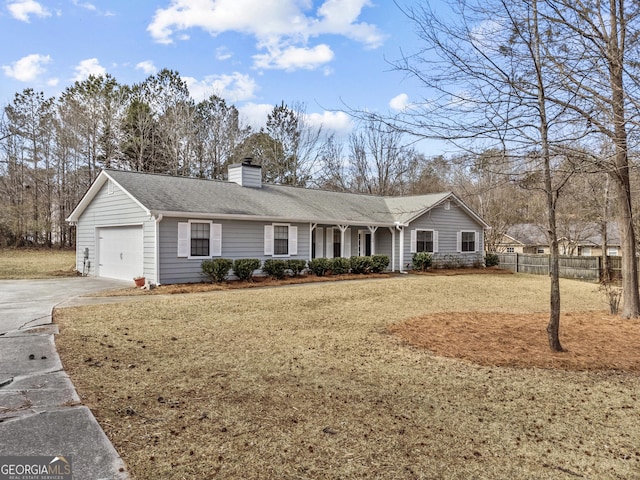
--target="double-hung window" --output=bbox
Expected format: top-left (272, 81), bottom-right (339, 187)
top-left (177, 221), bottom-right (222, 259)
top-left (190, 222), bottom-right (210, 257)
top-left (264, 224), bottom-right (298, 257)
top-left (460, 231), bottom-right (476, 252)
top-left (410, 229), bottom-right (438, 254)
top-left (416, 230), bottom-right (434, 253)
top-left (274, 225), bottom-right (289, 256)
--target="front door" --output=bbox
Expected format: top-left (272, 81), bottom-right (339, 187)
top-left (358, 230), bottom-right (372, 256)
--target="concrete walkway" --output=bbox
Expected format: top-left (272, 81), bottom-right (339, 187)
top-left (0, 277), bottom-right (131, 480)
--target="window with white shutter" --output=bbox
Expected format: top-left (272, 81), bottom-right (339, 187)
top-left (178, 221), bottom-right (222, 258)
top-left (265, 224), bottom-right (297, 257)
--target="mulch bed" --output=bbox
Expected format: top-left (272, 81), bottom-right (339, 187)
top-left (390, 311), bottom-right (640, 372)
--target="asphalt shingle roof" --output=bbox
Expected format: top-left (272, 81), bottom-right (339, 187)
top-left (103, 169), bottom-right (454, 226)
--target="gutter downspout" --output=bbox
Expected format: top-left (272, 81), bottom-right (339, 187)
top-left (389, 227), bottom-right (396, 272)
top-left (396, 222), bottom-right (407, 274)
top-left (154, 214), bottom-right (163, 285)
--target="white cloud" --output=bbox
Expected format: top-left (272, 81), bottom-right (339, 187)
top-left (136, 60), bottom-right (157, 75)
top-left (253, 44), bottom-right (334, 71)
top-left (238, 103), bottom-right (353, 136)
top-left (147, 0), bottom-right (385, 71)
top-left (314, 0), bottom-right (386, 48)
top-left (2, 53), bottom-right (51, 81)
top-left (183, 72), bottom-right (258, 103)
top-left (389, 93), bottom-right (409, 112)
top-left (238, 102), bottom-right (273, 130)
top-left (215, 47), bottom-right (232, 61)
top-left (7, 0), bottom-right (50, 22)
top-left (305, 110), bottom-right (353, 136)
top-left (73, 58), bottom-right (106, 81)
top-left (71, 0), bottom-right (96, 11)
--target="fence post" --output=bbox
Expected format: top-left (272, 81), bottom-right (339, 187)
top-left (598, 255), bottom-right (601, 282)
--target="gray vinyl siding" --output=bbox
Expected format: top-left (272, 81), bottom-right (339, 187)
top-left (405, 201), bottom-right (485, 268)
top-left (75, 181), bottom-right (156, 281)
top-left (374, 227), bottom-right (395, 270)
top-left (158, 217), bottom-right (310, 284)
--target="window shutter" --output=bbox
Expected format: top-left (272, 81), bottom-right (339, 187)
top-left (178, 222), bottom-right (189, 257)
top-left (344, 228), bottom-right (352, 258)
top-left (289, 226), bottom-right (298, 255)
top-left (433, 231), bottom-right (439, 253)
top-left (410, 229), bottom-right (417, 253)
top-left (456, 231), bottom-right (462, 253)
top-left (211, 223), bottom-right (222, 257)
top-left (474, 231), bottom-right (480, 253)
top-left (316, 227), bottom-right (324, 258)
top-left (264, 225), bottom-right (274, 256)
top-left (326, 228), bottom-right (334, 258)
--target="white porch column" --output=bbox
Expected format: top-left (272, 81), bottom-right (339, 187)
top-left (367, 225), bottom-right (378, 255)
top-left (338, 224), bottom-right (349, 257)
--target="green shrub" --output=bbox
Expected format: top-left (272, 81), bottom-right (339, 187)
top-left (201, 258), bottom-right (232, 283)
top-left (485, 253), bottom-right (499, 267)
top-left (262, 259), bottom-right (287, 279)
top-left (370, 254), bottom-right (390, 273)
top-left (286, 259), bottom-right (307, 276)
top-left (331, 257), bottom-right (350, 275)
top-left (232, 258), bottom-right (261, 282)
top-left (308, 258), bottom-right (330, 276)
top-left (350, 256), bottom-right (373, 274)
top-left (412, 252), bottom-right (432, 272)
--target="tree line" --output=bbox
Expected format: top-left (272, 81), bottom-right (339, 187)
top-left (0, 68), bottom-right (442, 248)
top-left (0, 64), bottom-right (632, 261)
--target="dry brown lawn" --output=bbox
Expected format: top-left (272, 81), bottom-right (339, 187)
top-left (55, 273), bottom-right (640, 480)
top-left (0, 248), bottom-right (77, 279)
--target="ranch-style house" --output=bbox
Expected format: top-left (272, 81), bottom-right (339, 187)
top-left (66, 159), bottom-right (489, 284)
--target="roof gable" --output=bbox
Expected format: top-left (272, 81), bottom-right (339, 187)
top-left (66, 171), bottom-right (150, 222)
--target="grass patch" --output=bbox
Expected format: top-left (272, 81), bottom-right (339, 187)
top-left (0, 248), bottom-right (77, 279)
top-left (55, 274), bottom-right (640, 479)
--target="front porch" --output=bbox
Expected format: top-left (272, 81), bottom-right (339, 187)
top-left (308, 223), bottom-right (406, 272)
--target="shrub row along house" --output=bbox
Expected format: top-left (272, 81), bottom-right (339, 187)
top-left (67, 159), bottom-right (489, 285)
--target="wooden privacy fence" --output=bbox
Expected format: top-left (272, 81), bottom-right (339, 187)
top-left (495, 253), bottom-right (623, 281)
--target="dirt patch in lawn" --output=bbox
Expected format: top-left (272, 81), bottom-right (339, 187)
top-left (390, 311), bottom-right (640, 372)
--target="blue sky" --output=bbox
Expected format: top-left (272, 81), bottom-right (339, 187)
top-left (0, 0), bottom-right (433, 142)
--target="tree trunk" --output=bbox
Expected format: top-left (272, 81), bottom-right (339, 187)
top-left (614, 175), bottom-right (639, 318)
top-left (601, 175), bottom-right (610, 282)
top-left (532, 0), bottom-right (563, 351)
top-left (609, 0), bottom-right (640, 318)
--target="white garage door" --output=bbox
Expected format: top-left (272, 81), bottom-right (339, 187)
top-left (98, 226), bottom-right (144, 281)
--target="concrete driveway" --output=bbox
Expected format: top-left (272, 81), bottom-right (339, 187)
top-left (0, 277), bottom-right (131, 479)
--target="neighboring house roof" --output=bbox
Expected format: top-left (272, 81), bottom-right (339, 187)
top-left (504, 222), bottom-right (621, 248)
top-left (67, 169), bottom-right (490, 228)
top-left (505, 223), bottom-right (549, 246)
top-left (575, 223), bottom-right (621, 247)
